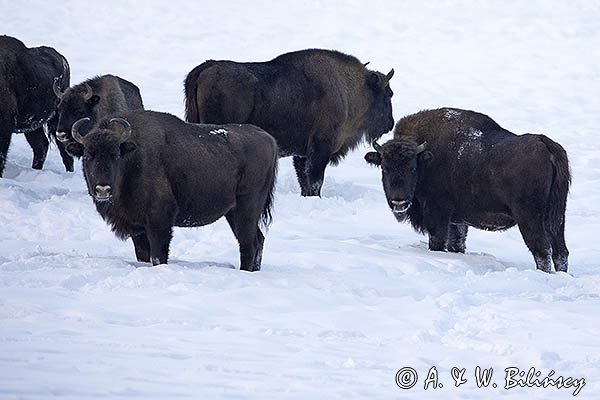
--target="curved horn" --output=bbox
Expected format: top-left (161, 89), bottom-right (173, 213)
top-left (415, 141), bottom-right (428, 154)
top-left (109, 118), bottom-right (132, 143)
top-left (71, 117), bottom-right (91, 144)
top-left (384, 69), bottom-right (395, 84)
top-left (53, 78), bottom-right (64, 99)
top-left (373, 141), bottom-right (383, 153)
top-left (82, 83), bottom-right (93, 101)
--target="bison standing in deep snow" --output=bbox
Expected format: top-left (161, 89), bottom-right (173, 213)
top-left (184, 48), bottom-right (395, 197)
top-left (0, 35), bottom-right (71, 176)
top-left (365, 108), bottom-right (570, 273)
top-left (71, 110), bottom-right (278, 272)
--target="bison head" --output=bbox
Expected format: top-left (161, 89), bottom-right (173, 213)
top-left (364, 68), bottom-right (395, 143)
top-left (365, 139), bottom-right (432, 216)
top-left (56, 83), bottom-right (100, 144)
top-left (71, 117), bottom-right (136, 203)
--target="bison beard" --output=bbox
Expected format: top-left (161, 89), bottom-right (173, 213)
top-left (184, 48), bottom-right (394, 197)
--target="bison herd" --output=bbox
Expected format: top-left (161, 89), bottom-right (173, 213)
top-left (0, 35), bottom-right (571, 273)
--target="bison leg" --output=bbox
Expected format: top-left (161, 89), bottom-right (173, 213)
top-left (303, 138), bottom-right (332, 197)
top-left (550, 220), bottom-right (569, 273)
top-left (0, 97), bottom-right (16, 177)
top-left (145, 224), bottom-right (173, 266)
top-left (448, 224), bottom-right (468, 253)
top-left (56, 139), bottom-right (74, 172)
top-left (46, 115), bottom-right (74, 172)
top-left (0, 126), bottom-right (12, 177)
top-left (293, 156), bottom-right (310, 195)
top-left (423, 205), bottom-right (450, 251)
top-left (225, 199), bottom-right (264, 272)
top-left (131, 232), bottom-right (151, 263)
top-left (24, 128), bottom-right (49, 170)
top-left (516, 214), bottom-right (552, 272)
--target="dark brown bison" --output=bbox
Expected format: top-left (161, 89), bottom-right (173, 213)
top-left (54, 74), bottom-right (144, 159)
top-left (365, 108), bottom-right (570, 273)
top-left (184, 48), bottom-right (394, 196)
top-left (0, 35), bottom-right (71, 176)
top-left (71, 110), bottom-right (278, 271)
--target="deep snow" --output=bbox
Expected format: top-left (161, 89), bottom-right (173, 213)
top-left (1, 0), bottom-right (600, 398)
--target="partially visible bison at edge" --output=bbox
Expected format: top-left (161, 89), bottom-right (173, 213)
top-left (184, 48), bottom-right (395, 197)
top-left (70, 110), bottom-right (278, 272)
top-left (54, 74), bottom-right (144, 159)
top-left (0, 35), bottom-right (71, 176)
top-left (365, 108), bottom-right (570, 273)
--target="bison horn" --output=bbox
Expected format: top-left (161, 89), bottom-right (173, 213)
top-left (82, 83), bottom-right (93, 101)
top-left (416, 141), bottom-right (428, 154)
top-left (384, 69), bottom-right (395, 85)
top-left (72, 117), bottom-right (91, 144)
top-left (109, 118), bottom-right (132, 143)
top-left (363, 61), bottom-right (370, 67)
top-left (373, 141), bottom-right (383, 153)
top-left (53, 78), bottom-right (64, 99)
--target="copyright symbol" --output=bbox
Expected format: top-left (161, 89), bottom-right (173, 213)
top-left (395, 367), bottom-right (418, 389)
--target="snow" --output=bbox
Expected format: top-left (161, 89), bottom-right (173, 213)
top-left (2, 0), bottom-right (600, 398)
top-left (209, 128), bottom-right (228, 137)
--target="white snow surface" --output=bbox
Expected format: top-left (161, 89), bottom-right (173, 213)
top-left (2, 1), bottom-right (600, 398)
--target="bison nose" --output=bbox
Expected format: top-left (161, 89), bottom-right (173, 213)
top-left (390, 199), bottom-right (411, 213)
top-left (56, 131), bottom-right (69, 142)
top-left (94, 185), bottom-right (112, 200)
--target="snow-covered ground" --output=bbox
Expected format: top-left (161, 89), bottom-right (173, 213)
top-left (1, 1), bottom-right (599, 398)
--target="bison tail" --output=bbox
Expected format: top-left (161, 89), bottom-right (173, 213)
top-left (540, 135), bottom-right (571, 235)
top-left (260, 155), bottom-right (279, 229)
top-left (183, 60), bottom-right (216, 123)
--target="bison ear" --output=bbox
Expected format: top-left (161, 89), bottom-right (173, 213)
top-left (119, 141), bottom-right (137, 156)
top-left (364, 151), bottom-right (382, 166)
top-left (65, 142), bottom-right (84, 158)
top-left (367, 72), bottom-right (381, 89)
top-left (88, 95), bottom-right (100, 106)
top-left (418, 150), bottom-right (434, 165)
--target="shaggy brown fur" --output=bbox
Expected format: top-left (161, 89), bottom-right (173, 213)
top-left (184, 49), bottom-right (394, 196)
top-left (365, 108), bottom-right (571, 273)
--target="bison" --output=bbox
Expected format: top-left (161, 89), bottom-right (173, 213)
top-left (365, 108), bottom-right (570, 273)
top-left (54, 74), bottom-right (144, 159)
top-left (184, 48), bottom-right (394, 197)
top-left (71, 110), bottom-right (278, 271)
top-left (0, 35), bottom-right (71, 176)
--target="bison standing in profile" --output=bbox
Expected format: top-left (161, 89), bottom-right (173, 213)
top-left (71, 110), bottom-right (278, 272)
top-left (184, 48), bottom-right (395, 197)
top-left (0, 35), bottom-right (71, 176)
top-left (54, 74), bottom-right (144, 159)
top-left (365, 108), bottom-right (570, 273)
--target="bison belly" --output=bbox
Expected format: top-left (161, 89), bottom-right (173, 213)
top-left (174, 194), bottom-right (236, 228)
top-left (459, 212), bottom-right (516, 232)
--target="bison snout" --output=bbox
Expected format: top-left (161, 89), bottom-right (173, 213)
top-left (94, 185), bottom-right (112, 201)
top-left (390, 199), bottom-right (411, 214)
top-left (56, 131), bottom-right (70, 142)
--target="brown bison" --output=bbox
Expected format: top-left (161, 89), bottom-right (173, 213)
top-left (71, 110), bottom-right (278, 271)
top-left (184, 48), bottom-right (394, 196)
top-left (0, 35), bottom-right (71, 176)
top-left (365, 108), bottom-right (570, 273)
top-left (54, 74), bottom-right (144, 159)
